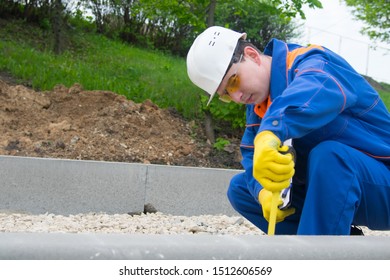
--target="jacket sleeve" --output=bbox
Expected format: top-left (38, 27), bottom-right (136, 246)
top-left (260, 59), bottom-right (358, 141)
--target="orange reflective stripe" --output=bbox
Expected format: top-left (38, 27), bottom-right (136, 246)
top-left (286, 45), bottom-right (324, 69)
top-left (254, 96), bottom-right (272, 118)
top-left (240, 144), bottom-right (255, 149)
top-left (246, 123), bottom-right (260, 127)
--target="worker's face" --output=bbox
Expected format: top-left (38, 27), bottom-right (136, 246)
top-left (216, 47), bottom-right (270, 105)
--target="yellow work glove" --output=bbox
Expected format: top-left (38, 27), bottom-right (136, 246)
top-left (259, 189), bottom-right (295, 223)
top-left (253, 131), bottom-right (295, 192)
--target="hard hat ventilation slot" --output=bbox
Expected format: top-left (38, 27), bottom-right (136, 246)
top-left (207, 31), bottom-right (221, 47)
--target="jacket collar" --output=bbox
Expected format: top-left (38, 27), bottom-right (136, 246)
top-left (264, 38), bottom-right (289, 101)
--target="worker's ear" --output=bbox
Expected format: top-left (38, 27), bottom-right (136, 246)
top-left (244, 46), bottom-right (261, 66)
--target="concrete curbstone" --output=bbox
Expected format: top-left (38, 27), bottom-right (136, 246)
top-left (0, 156), bottom-right (241, 216)
top-left (1, 233), bottom-right (389, 260)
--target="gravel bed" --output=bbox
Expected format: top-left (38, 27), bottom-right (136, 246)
top-left (1, 212), bottom-right (390, 236)
top-left (0, 212), bottom-right (264, 235)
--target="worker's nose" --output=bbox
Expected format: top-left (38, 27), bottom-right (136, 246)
top-left (230, 91), bottom-right (243, 103)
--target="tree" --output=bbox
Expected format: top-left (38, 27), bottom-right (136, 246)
top-left (215, 0), bottom-right (302, 50)
top-left (267, 0), bottom-right (323, 18)
top-left (344, 0), bottom-right (390, 44)
top-left (52, 0), bottom-right (64, 54)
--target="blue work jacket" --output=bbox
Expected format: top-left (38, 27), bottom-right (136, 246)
top-left (241, 38), bottom-right (390, 200)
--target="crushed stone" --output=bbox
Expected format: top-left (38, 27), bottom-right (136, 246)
top-left (1, 212), bottom-right (390, 236)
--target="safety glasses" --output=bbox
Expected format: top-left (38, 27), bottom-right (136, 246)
top-left (218, 54), bottom-right (243, 103)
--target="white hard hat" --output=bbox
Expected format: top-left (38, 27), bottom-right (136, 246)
top-left (186, 26), bottom-right (247, 105)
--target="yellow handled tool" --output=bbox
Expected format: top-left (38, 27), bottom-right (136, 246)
top-left (267, 145), bottom-right (296, 235)
top-left (267, 191), bottom-right (281, 235)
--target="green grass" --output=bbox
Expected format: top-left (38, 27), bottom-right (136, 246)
top-left (0, 19), bottom-right (389, 122)
top-left (379, 90), bottom-right (390, 108)
top-left (0, 20), bottom-right (203, 119)
top-left (377, 81), bottom-right (390, 108)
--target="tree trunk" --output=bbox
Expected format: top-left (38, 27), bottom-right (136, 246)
top-left (203, 0), bottom-right (217, 144)
top-left (123, 6), bottom-right (130, 25)
top-left (52, 0), bottom-right (62, 55)
top-left (204, 110), bottom-right (215, 144)
top-left (207, 0), bottom-right (217, 27)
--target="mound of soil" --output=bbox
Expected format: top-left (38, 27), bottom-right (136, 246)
top-left (0, 74), bottom-right (242, 169)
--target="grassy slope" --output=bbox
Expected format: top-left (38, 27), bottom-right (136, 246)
top-left (0, 19), bottom-right (389, 117)
top-left (0, 19), bottom-right (202, 119)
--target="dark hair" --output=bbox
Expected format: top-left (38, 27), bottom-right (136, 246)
top-left (224, 39), bottom-right (261, 75)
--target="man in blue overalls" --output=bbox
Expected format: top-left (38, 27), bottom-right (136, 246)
top-left (186, 26), bottom-right (390, 235)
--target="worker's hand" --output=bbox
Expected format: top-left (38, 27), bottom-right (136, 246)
top-left (253, 131), bottom-right (295, 192)
top-left (259, 189), bottom-right (295, 223)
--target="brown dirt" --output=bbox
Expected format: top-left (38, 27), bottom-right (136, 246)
top-left (0, 74), bottom-right (242, 169)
